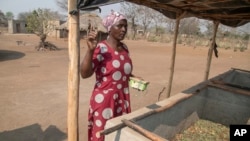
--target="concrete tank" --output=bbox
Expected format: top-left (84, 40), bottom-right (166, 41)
top-left (104, 68), bottom-right (250, 141)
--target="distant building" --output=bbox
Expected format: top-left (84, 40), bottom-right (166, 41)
top-left (46, 20), bottom-right (66, 38)
top-left (8, 20), bottom-right (27, 34)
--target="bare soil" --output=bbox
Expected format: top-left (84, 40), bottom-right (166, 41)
top-left (0, 34), bottom-right (249, 141)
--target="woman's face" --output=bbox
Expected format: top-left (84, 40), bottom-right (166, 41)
top-left (109, 19), bottom-right (127, 41)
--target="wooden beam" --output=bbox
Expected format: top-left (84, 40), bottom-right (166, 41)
top-left (129, 0), bottom-right (182, 14)
top-left (204, 21), bottom-right (219, 81)
top-left (208, 81), bottom-right (250, 96)
top-left (231, 68), bottom-right (250, 73)
top-left (122, 119), bottom-right (167, 141)
top-left (67, 0), bottom-right (80, 141)
top-left (196, 13), bottom-right (250, 20)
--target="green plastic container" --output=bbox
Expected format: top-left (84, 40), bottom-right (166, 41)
top-left (129, 77), bottom-right (149, 91)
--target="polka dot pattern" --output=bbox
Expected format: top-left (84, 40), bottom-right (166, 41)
top-left (112, 71), bottom-right (122, 81)
top-left (112, 60), bottom-right (120, 68)
top-left (103, 77), bottom-right (107, 81)
top-left (94, 111), bottom-right (99, 116)
top-left (100, 44), bottom-right (108, 53)
top-left (120, 55), bottom-right (124, 60)
top-left (117, 84), bottom-right (122, 89)
top-left (95, 120), bottom-right (102, 127)
top-left (122, 76), bottom-right (127, 81)
top-left (117, 107), bottom-right (122, 113)
top-left (101, 67), bottom-right (106, 73)
top-left (102, 108), bottom-right (113, 119)
top-left (124, 87), bottom-right (129, 94)
top-left (124, 63), bottom-right (132, 74)
top-left (97, 54), bottom-right (104, 62)
top-left (113, 93), bottom-right (118, 100)
top-left (95, 94), bottom-right (104, 103)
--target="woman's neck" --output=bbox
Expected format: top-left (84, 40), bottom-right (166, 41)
top-left (106, 36), bottom-right (121, 49)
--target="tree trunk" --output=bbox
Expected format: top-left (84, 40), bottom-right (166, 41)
top-left (40, 33), bottom-right (47, 43)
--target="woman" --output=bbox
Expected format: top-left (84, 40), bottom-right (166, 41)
top-left (80, 11), bottom-right (133, 141)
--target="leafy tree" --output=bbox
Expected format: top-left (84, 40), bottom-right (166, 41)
top-left (26, 8), bottom-right (64, 50)
top-left (5, 11), bottom-right (14, 20)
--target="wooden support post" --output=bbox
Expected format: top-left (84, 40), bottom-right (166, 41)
top-left (204, 21), bottom-right (219, 81)
top-left (166, 12), bottom-right (186, 98)
top-left (67, 0), bottom-right (80, 141)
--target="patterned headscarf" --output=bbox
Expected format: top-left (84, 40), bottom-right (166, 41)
top-left (102, 10), bottom-right (126, 32)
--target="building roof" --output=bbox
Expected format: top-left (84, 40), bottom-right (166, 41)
top-left (78, 0), bottom-right (250, 27)
top-left (59, 13), bottom-right (107, 32)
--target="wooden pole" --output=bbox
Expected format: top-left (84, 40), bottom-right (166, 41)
top-left (166, 12), bottom-right (186, 98)
top-left (67, 0), bottom-right (80, 141)
top-left (166, 18), bottom-right (179, 98)
top-left (204, 21), bottom-right (219, 81)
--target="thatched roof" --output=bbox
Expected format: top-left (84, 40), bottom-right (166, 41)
top-left (59, 13), bottom-right (107, 32)
top-left (78, 0), bottom-right (250, 27)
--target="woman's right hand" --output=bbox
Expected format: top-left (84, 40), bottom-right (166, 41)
top-left (87, 31), bottom-right (97, 51)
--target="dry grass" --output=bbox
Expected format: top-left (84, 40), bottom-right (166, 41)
top-left (172, 120), bottom-right (229, 141)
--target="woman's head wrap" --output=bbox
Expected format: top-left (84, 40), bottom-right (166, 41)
top-left (102, 10), bottom-right (126, 31)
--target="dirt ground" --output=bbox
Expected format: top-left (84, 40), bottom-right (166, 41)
top-left (0, 34), bottom-right (249, 141)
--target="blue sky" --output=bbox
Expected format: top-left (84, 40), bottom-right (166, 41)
top-left (0, 0), bottom-right (121, 19)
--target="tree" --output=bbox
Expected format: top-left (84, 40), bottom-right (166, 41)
top-left (151, 11), bottom-right (168, 36)
top-left (56, 0), bottom-right (68, 12)
top-left (137, 6), bottom-right (154, 37)
top-left (0, 10), bottom-right (8, 26)
top-left (26, 8), bottom-right (64, 51)
top-left (121, 2), bottom-right (140, 40)
top-left (5, 11), bottom-right (14, 20)
top-left (179, 17), bottom-right (200, 36)
top-left (163, 18), bottom-right (175, 34)
top-left (17, 12), bottom-right (31, 21)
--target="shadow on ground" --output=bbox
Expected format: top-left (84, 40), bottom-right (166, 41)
top-left (0, 124), bottom-right (67, 141)
top-left (0, 50), bottom-right (25, 61)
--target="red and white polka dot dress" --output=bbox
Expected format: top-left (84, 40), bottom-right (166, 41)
top-left (88, 41), bottom-right (132, 141)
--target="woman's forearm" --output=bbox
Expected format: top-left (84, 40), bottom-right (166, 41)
top-left (80, 49), bottom-right (95, 78)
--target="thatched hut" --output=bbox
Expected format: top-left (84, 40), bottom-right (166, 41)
top-left (59, 13), bottom-right (107, 40)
